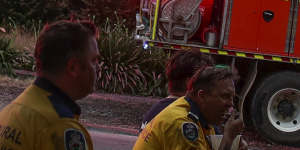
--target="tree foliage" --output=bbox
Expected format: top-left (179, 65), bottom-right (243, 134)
top-left (0, 0), bottom-right (70, 30)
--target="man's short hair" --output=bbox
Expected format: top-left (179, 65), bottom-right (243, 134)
top-left (34, 20), bottom-right (98, 74)
top-left (166, 50), bottom-right (214, 94)
top-left (187, 66), bottom-right (233, 96)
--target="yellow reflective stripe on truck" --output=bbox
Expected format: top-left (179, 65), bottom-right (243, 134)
top-left (200, 49), bottom-right (210, 53)
top-left (218, 50), bottom-right (228, 55)
top-left (236, 52), bottom-right (246, 57)
top-left (147, 41), bottom-right (300, 64)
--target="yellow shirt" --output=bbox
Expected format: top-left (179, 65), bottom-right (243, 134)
top-left (0, 78), bottom-right (93, 150)
top-left (133, 96), bottom-right (215, 150)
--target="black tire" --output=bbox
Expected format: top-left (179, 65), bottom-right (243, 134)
top-left (251, 71), bottom-right (300, 147)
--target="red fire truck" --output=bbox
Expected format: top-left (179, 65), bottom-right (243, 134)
top-left (135, 0), bottom-right (300, 147)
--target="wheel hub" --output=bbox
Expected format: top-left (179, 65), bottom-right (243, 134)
top-left (267, 88), bottom-right (300, 132)
top-left (278, 100), bottom-right (295, 119)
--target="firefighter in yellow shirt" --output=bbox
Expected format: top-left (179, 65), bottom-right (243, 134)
top-left (133, 66), bottom-right (246, 150)
top-left (0, 20), bottom-right (100, 150)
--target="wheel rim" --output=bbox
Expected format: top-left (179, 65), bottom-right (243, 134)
top-left (267, 88), bottom-right (300, 132)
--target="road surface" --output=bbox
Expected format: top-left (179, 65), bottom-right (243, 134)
top-left (89, 129), bottom-right (138, 150)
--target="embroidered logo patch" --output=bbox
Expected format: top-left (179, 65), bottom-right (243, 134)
top-left (64, 128), bottom-right (86, 150)
top-left (182, 122), bottom-right (199, 142)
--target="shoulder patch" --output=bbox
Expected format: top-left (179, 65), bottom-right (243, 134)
top-left (64, 128), bottom-right (86, 150)
top-left (181, 122), bottom-right (199, 142)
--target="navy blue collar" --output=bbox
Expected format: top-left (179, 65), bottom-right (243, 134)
top-left (34, 77), bottom-right (81, 118)
top-left (184, 96), bottom-right (209, 129)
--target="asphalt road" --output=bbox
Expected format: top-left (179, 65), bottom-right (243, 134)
top-left (89, 129), bottom-right (138, 150)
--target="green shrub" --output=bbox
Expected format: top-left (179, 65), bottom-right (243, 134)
top-left (96, 17), bottom-right (167, 97)
top-left (139, 71), bottom-right (168, 97)
top-left (138, 47), bottom-right (169, 97)
top-left (0, 37), bottom-right (18, 76)
top-left (97, 17), bottom-right (145, 94)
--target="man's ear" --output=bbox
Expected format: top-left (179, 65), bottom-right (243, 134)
top-left (66, 58), bottom-right (80, 78)
top-left (195, 90), bottom-right (205, 105)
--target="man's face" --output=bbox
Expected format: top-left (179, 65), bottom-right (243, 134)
top-left (76, 37), bottom-right (99, 98)
top-left (201, 78), bottom-right (235, 125)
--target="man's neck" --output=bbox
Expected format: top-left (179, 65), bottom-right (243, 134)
top-left (169, 91), bottom-right (185, 98)
top-left (37, 72), bottom-right (77, 101)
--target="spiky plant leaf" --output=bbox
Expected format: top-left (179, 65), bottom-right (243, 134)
top-left (96, 17), bottom-right (168, 96)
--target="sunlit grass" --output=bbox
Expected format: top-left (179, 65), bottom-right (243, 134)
top-left (10, 30), bottom-right (36, 52)
top-left (0, 27), bottom-right (36, 52)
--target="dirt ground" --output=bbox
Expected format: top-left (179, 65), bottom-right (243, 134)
top-left (0, 75), bottom-right (300, 150)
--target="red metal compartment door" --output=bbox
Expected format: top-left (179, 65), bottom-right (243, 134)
top-left (226, 0), bottom-right (260, 52)
top-left (291, 2), bottom-right (300, 58)
top-left (258, 0), bottom-right (291, 56)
